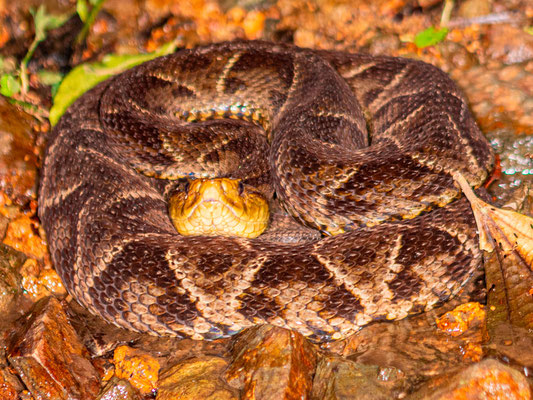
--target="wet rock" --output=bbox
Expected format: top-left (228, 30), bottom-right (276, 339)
top-left (226, 324), bottom-right (317, 399)
top-left (0, 97), bottom-right (38, 204)
top-left (7, 296), bottom-right (100, 400)
top-left (0, 243), bottom-right (24, 315)
top-left (487, 133), bottom-right (533, 203)
top-left (487, 24), bottom-right (533, 64)
top-left (97, 377), bottom-right (142, 400)
top-left (112, 345), bottom-right (159, 396)
top-left (0, 367), bottom-right (23, 400)
top-left (157, 356), bottom-right (238, 400)
top-left (435, 302), bottom-right (485, 337)
top-left (0, 200), bottom-right (19, 239)
top-left (406, 359), bottom-right (531, 399)
top-left (0, 348), bottom-right (24, 400)
top-left (311, 356), bottom-right (405, 399)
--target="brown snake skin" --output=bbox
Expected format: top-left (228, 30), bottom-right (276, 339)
top-left (39, 41), bottom-right (494, 342)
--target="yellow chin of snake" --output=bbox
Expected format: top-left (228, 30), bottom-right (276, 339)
top-left (169, 178), bottom-right (269, 239)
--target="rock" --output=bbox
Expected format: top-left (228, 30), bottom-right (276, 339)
top-left (97, 377), bottom-right (142, 400)
top-left (0, 355), bottom-right (24, 400)
top-left (157, 356), bottom-right (238, 400)
top-left (7, 296), bottom-right (100, 400)
top-left (435, 302), bottom-right (485, 337)
top-left (0, 97), bottom-right (38, 204)
top-left (487, 24), bottom-right (533, 64)
top-left (406, 359), bottom-right (531, 399)
top-left (225, 324), bottom-right (317, 399)
top-left (112, 345), bottom-right (160, 396)
top-left (311, 356), bottom-right (402, 399)
top-left (0, 243), bottom-right (24, 315)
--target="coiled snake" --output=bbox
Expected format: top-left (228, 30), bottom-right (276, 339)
top-left (39, 41), bottom-right (494, 342)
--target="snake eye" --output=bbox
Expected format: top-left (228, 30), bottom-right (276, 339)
top-left (238, 181), bottom-right (244, 195)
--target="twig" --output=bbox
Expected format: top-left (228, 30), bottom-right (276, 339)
top-left (447, 11), bottom-right (523, 28)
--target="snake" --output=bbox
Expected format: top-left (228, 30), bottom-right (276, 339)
top-left (39, 40), bottom-right (494, 342)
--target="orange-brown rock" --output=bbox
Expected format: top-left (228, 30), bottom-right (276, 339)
top-left (311, 356), bottom-right (399, 399)
top-left (436, 302), bottom-right (485, 337)
top-left (226, 325), bottom-right (317, 400)
top-left (97, 377), bottom-right (142, 400)
top-left (406, 359), bottom-right (531, 399)
top-left (0, 366), bottom-right (24, 400)
top-left (157, 356), bottom-right (238, 400)
top-left (3, 214), bottom-right (47, 260)
top-left (487, 24), bottom-right (533, 64)
top-left (0, 243), bottom-right (24, 313)
top-left (0, 97), bottom-right (38, 204)
top-left (7, 296), bottom-right (100, 400)
top-left (113, 345), bottom-right (159, 395)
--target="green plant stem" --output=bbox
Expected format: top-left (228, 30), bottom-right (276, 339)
top-left (76, 0), bottom-right (106, 46)
top-left (440, 0), bottom-right (454, 27)
top-left (19, 37), bottom-right (41, 94)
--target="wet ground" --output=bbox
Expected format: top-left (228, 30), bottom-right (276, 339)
top-left (0, 0), bottom-right (532, 398)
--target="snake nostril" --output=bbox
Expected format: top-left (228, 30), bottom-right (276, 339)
top-left (238, 181), bottom-right (244, 195)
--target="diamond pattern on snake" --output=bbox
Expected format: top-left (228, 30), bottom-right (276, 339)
top-left (39, 40), bottom-right (494, 342)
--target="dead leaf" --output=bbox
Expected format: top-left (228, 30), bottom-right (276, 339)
top-left (454, 172), bottom-right (533, 267)
top-left (455, 173), bottom-right (533, 368)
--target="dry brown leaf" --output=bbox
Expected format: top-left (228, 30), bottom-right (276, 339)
top-left (454, 173), bottom-right (533, 268)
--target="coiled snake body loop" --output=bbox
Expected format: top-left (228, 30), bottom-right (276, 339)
top-left (39, 41), bottom-right (494, 342)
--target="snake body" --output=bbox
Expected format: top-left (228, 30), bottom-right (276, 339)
top-left (39, 41), bottom-right (494, 341)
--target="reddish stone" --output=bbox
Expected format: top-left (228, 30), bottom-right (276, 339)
top-left (226, 325), bottom-right (317, 400)
top-left (8, 297), bottom-right (100, 400)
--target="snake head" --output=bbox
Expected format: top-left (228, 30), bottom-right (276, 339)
top-left (169, 178), bottom-right (269, 238)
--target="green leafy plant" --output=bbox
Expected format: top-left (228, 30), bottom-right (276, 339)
top-left (76, 0), bottom-right (106, 45)
top-left (413, 0), bottom-right (454, 49)
top-left (414, 27), bottom-right (449, 48)
top-left (0, 5), bottom-right (71, 98)
top-left (0, 74), bottom-right (21, 97)
top-left (49, 41), bottom-right (177, 125)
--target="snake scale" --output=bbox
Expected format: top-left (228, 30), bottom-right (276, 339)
top-left (39, 41), bottom-right (494, 342)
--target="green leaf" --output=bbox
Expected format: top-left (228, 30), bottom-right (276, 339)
top-left (414, 26), bottom-right (449, 48)
top-left (77, 0), bottom-right (90, 22)
top-left (38, 70), bottom-right (64, 98)
top-left (0, 74), bottom-right (21, 97)
top-left (37, 70), bottom-right (64, 85)
top-left (525, 26), bottom-right (533, 36)
top-left (31, 5), bottom-right (71, 42)
top-left (49, 41), bottom-right (177, 126)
